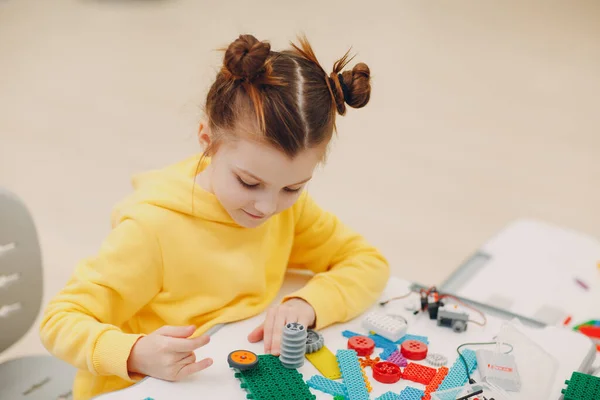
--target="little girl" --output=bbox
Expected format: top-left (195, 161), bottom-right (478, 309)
top-left (40, 34), bottom-right (389, 400)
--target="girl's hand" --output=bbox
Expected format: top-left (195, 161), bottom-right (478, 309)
top-left (247, 298), bottom-right (316, 356)
top-left (127, 325), bottom-right (213, 381)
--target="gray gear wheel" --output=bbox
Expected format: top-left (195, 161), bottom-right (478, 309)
top-left (426, 353), bottom-right (448, 367)
top-left (305, 329), bottom-right (324, 354)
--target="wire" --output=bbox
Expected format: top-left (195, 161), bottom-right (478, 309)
top-left (455, 389), bottom-right (483, 400)
top-left (379, 290), bottom-right (416, 306)
top-left (380, 288), bottom-right (487, 325)
top-left (440, 294), bottom-right (487, 326)
top-left (456, 341), bottom-right (514, 383)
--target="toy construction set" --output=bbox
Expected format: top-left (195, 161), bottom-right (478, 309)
top-left (221, 287), bottom-right (599, 400)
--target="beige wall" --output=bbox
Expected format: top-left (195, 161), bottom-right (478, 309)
top-left (1, 0), bottom-right (599, 359)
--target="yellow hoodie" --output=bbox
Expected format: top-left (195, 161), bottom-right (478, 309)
top-left (39, 154), bottom-right (390, 400)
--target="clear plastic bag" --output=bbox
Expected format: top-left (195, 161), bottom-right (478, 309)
top-left (485, 320), bottom-right (558, 399)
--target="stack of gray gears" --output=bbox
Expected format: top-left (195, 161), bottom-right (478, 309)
top-left (279, 324), bottom-right (325, 369)
top-left (279, 322), bottom-right (308, 368)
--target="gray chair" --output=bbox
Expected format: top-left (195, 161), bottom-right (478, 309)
top-left (0, 188), bottom-right (76, 399)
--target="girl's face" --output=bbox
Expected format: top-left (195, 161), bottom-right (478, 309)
top-left (197, 126), bottom-right (327, 228)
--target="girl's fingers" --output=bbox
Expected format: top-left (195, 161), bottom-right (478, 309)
top-left (176, 357), bottom-right (214, 380)
top-left (270, 310), bottom-right (295, 356)
top-left (248, 323), bottom-right (265, 343)
top-left (170, 334), bottom-right (210, 353)
top-left (178, 352), bottom-right (196, 364)
top-left (262, 308), bottom-right (277, 354)
top-left (297, 315), bottom-right (313, 332)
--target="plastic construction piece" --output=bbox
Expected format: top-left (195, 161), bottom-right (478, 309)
top-left (280, 322), bottom-right (307, 369)
top-left (400, 340), bottom-right (428, 360)
top-left (334, 396), bottom-right (346, 400)
top-left (372, 361), bottom-right (402, 384)
top-left (362, 311), bottom-right (408, 342)
top-left (342, 330), bottom-right (363, 339)
top-left (398, 386), bottom-right (425, 400)
top-left (578, 325), bottom-right (600, 339)
top-left (348, 336), bottom-right (375, 356)
top-left (395, 334), bottom-right (429, 345)
top-left (437, 305), bottom-right (469, 332)
top-left (306, 375), bottom-right (347, 397)
top-left (386, 350), bottom-right (408, 367)
top-left (359, 355), bottom-right (380, 368)
top-left (402, 362), bottom-right (436, 385)
top-left (305, 345), bottom-right (342, 380)
top-left (306, 329), bottom-right (325, 354)
top-left (234, 354), bottom-right (316, 400)
top-left (342, 330), bottom-right (398, 352)
top-left (336, 349), bottom-right (370, 400)
top-left (227, 350), bottom-right (259, 370)
top-left (426, 353), bottom-right (448, 367)
top-left (561, 371), bottom-right (600, 400)
top-left (342, 330), bottom-right (398, 360)
top-left (423, 366), bottom-right (449, 400)
top-left (360, 366), bottom-right (373, 392)
top-left (369, 333), bottom-right (398, 350)
top-left (375, 392), bottom-right (401, 400)
top-left (436, 349), bottom-right (477, 391)
top-left (379, 346), bottom-right (397, 361)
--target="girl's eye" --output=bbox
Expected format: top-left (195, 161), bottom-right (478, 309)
top-left (284, 187), bottom-right (302, 193)
top-left (237, 177), bottom-right (259, 189)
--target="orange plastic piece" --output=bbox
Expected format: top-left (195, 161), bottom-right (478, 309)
top-left (230, 350), bottom-right (257, 365)
top-left (423, 366), bottom-right (449, 400)
top-left (402, 362), bottom-right (437, 385)
top-left (359, 355), bottom-right (380, 369)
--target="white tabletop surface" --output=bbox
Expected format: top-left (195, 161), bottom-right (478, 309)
top-left (441, 219), bottom-right (600, 327)
top-left (93, 273), bottom-right (596, 400)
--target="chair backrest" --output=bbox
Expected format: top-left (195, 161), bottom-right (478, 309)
top-left (0, 188), bottom-right (43, 354)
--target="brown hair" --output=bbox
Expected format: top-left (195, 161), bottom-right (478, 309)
top-left (203, 34), bottom-right (371, 158)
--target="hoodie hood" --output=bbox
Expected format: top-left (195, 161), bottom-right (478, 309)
top-left (111, 154), bottom-right (237, 227)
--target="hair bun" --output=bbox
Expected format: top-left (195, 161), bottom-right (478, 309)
top-left (224, 34), bottom-right (271, 80)
top-left (340, 62), bottom-right (371, 110)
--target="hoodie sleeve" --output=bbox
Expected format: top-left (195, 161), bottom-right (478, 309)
top-left (39, 218), bottom-right (162, 381)
top-left (282, 192), bottom-right (390, 329)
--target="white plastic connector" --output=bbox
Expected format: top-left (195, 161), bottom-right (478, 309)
top-left (362, 311), bottom-right (408, 342)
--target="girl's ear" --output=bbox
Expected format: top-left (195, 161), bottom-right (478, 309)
top-left (198, 122), bottom-right (211, 149)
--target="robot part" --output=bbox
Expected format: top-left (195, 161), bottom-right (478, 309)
top-left (280, 322), bottom-right (307, 368)
top-left (436, 305), bottom-right (469, 333)
top-left (427, 287), bottom-right (442, 320)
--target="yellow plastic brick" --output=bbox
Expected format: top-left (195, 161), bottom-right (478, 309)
top-left (361, 366), bottom-right (372, 392)
top-left (305, 346), bottom-right (342, 380)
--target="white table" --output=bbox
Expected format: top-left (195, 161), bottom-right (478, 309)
top-left (439, 218), bottom-right (600, 327)
top-left (94, 273), bottom-right (596, 400)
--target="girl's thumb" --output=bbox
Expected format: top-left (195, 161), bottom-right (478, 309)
top-left (155, 325), bottom-right (196, 338)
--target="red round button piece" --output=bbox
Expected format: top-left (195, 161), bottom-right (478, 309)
top-left (401, 340), bottom-right (428, 360)
top-left (372, 361), bottom-right (402, 384)
top-left (348, 336), bottom-right (375, 357)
